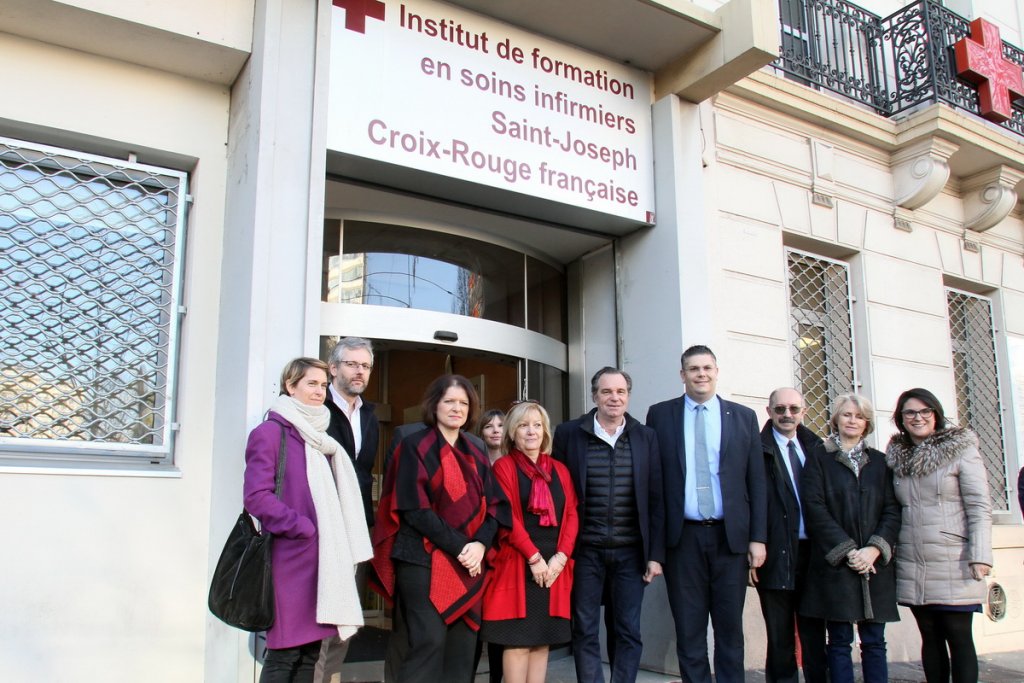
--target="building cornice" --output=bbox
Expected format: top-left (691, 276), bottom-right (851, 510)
top-left (729, 69), bottom-right (1024, 178)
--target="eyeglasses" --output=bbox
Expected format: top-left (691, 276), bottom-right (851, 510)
top-left (340, 360), bottom-right (372, 372)
top-left (901, 408), bottom-right (934, 420)
top-left (511, 399), bottom-right (540, 406)
top-left (772, 405), bottom-right (803, 415)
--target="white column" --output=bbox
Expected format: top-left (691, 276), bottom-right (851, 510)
top-left (206, 1), bottom-right (325, 680)
top-left (618, 94), bottom-right (712, 676)
top-left (620, 95), bottom-right (712, 413)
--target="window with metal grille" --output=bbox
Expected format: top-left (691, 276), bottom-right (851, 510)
top-left (947, 288), bottom-right (1008, 511)
top-left (0, 137), bottom-right (187, 464)
top-left (786, 249), bottom-right (857, 436)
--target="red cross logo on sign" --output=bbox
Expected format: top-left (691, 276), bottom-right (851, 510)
top-left (333, 0), bottom-right (386, 34)
top-left (953, 18), bottom-right (1024, 123)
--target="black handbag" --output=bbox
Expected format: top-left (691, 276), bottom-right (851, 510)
top-left (208, 425), bottom-right (287, 631)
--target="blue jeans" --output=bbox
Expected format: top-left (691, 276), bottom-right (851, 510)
top-left (825, 620), bottom-right (887, 683)
top-left (571, 544), bottom-right (646, 683)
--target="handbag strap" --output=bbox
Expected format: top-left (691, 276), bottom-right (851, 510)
top-left (273, 422), bottom-right (287, 498)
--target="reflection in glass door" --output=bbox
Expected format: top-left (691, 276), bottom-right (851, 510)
top-left (323, 220), bottom-right (566, 341)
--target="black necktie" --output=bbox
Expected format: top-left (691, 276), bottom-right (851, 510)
top-left (787, 440), bottom-right (802, 496)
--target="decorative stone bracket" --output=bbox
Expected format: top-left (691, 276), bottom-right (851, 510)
top-left (893, 137), bottom-right (960, 210)
top-left (962, 165), bottom-right (1024, 232)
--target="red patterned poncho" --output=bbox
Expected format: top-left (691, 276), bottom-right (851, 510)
top-left (371, 427), bottom-right (509, 629)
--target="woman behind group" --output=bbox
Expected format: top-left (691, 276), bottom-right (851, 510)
top-left (886, 388), bottom-right (992, 683)
top-left (476, 407), bottom-right (508, 683)
top-left (371, 375), bottom-right (510, 683)
top-left (243, 358), bottom-right (372, 683)
top-left (479, 409), bottom-right (506, 465)
top-left (800, 393), bottom-right (901, 683)
top-left (482, 401), bottom-right (578, 683)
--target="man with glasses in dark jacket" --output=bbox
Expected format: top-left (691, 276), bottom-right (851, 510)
top-left (315, 336), bottom-right (379, 683)
top-left (752, 387), bottom-right (825, 683)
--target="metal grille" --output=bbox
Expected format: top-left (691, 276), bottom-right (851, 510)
top-left (777, 0), bottom-right (887, 111)
top-left (786, 250), bottom-right (857, 437)
top-left (773, 0), bottom-right (1024, 139)
top-left (0, 137), bottom-right (187, 460)
top-left (947, 289), bottom-right (1008, 511)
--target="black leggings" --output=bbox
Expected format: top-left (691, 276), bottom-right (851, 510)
top-left (910, 606), bottom-right (978, 683)
top-left (260, 640), bottom-right (322, 683)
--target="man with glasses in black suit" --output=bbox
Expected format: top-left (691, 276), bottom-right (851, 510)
top-left (752, 388), bottom-right (826, 683)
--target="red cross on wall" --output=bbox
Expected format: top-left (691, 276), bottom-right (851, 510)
top-left (333, 0), bottom-right (385, 34)
top-left (953, 18), bottom-right (1024, 123)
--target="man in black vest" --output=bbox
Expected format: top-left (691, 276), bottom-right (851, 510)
top-left (552, 367), bottom-right (664, 683)
top-left (314, 337), bottom-right (379, 683)
top-left (752, 387), bottom-right (825, 683)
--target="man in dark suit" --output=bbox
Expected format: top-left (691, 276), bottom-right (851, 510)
top-left (752, 387), bottom-right (826, 683)
top-left (553, 366), bottom-right (664, 683)
top-left (315, 337), bottom-right (379, 683)
top-left (646, 345), bottom-right (766, 683)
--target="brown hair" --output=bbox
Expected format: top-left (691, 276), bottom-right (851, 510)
top-left (892, 387), bottom-right (948, 437)
top-left (477, 409), bottom-right (506, 438)
top-left (421, 374), bottom-right (481, 432)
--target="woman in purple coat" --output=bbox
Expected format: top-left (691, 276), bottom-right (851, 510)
top-left (244, 358), bottom-right (372, 682)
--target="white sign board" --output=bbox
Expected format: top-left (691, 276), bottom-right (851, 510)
top-left (327, 0), bottom-right (655, 223)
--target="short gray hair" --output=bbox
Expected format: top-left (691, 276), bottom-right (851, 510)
top-left (590, 366), bottom-right (632, 396)
top-left (829, 392), bottom-right (876, 436)
top-left (329, 337), bottom-right (374, 365)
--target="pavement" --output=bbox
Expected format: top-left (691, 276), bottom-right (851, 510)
top-left (468, 648), bottom-right (1024, 682)
top-left (341, 647), bottom-right (1024, 682)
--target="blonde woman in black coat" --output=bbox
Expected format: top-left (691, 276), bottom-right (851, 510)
top-left (799, 393), bottom-right (900, 683)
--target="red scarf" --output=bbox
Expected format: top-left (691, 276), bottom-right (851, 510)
top-left (509, 450), bottom-right (558, 527)
top-left (371, 428), bottom-right (498, 628)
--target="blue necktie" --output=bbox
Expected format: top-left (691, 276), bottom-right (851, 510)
top-left (694, 404), bottom-right (714, 519)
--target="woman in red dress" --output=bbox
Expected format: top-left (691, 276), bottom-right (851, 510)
top-left (482, 401), bottom-right (579, 683)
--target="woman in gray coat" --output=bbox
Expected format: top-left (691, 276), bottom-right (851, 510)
top-left (886, 388), bottom-right (992, 683)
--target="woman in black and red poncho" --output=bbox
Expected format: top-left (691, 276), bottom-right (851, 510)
top-left (372, 374), bottom-right (510, 682)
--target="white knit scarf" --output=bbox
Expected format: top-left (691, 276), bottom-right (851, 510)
top-left (271, 395), bottom-right (373, 641)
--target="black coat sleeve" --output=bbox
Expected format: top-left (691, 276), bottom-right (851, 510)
top-left (744, 409), bottom-right (768, 544)
top-left (644, 429), bottom-right (666, 564)
top-left (801, 446), bottom-right (856, 566)
top-left (866, 456), bottom-right (901, 565)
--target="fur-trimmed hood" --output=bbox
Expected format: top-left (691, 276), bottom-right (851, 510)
top-left (885, 426), bottom-right (978, 478)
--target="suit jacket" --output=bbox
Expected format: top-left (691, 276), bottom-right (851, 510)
top-left (325, 391), bottom-right (379, 525)
top-left (758, 421), bottom-right (823, 590)
top-left (646, 395), bottom-right (767, 555)
top-left (551, 409), bottom-right (665, 565)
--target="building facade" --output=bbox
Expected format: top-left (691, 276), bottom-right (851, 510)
top-left (1, 0), bottom-right (1023, 680)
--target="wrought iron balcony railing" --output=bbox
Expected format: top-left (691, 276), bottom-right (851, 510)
top-left (774, 0), bottom-right (1024, 137)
